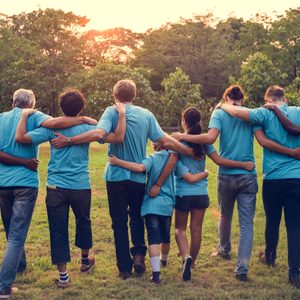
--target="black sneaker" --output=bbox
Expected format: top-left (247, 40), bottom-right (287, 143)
top-left (0, 287), bottom-right (18, 299)
top-left (182, 255), bottom-right (192, 281)
top-left (150, 271), bottom-right (161, 284)
top-left (235, 273), bottom-right (248, 282)
top-left (289, 275), bottom-right (300, 288)
top-left (258, 252), bottom-right (275, 267)
top-left (160, 260), bottom-right (168, 268)
top-left (118, 271), bottom-right (131, 280)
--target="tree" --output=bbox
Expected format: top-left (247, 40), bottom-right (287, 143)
top-left (68, 63), bottom-right (156, 119)
top-left (238, 52), bottom-right (287, 106)
top-left (160, 68), bottom-right (203, 127)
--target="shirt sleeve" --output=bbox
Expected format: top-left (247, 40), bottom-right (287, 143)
top-left (32, 111), bottom-right (51, 128)
top-left (27, 127), bottom-right (53, 145)
top-left (142, 155), bottom-right (154, 173)
top-left (175, 160), bottom-right (189, 178)
top-left (97, 107), bottom-right (114, 134)
top-left (208, 109), bottom-right (222, 131)
top-left (147, 112), bottom-right (165, 142)
top-left (204, 144), bottom-right (216, 155)
top-left (249, 108), bottom-right (267, 126)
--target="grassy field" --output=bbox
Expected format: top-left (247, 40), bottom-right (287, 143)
top-left (0, 142), bottom-right (300, 300)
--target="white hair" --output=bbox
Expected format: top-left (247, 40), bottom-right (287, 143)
top-left (13, 88), bottom-right (36, 108)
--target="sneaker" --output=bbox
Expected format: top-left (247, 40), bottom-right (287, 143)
top-left (258, 252), bottom-right (275, 267)
top-left (289, 275), bottom-right (300, 288)
top-left (133, 255), bottom-right (146, 275)
top-left (150, 271), bottom-right (161, 284)
top-left (211, 251), bottom-right (231, 260)
top-left (235, 273), bottom-right (248, 282)
top-left (80, 257), bottom-right (95, 273)
top-left (182, 255), bottom-right (192, 281)
top-left (118, 271), bottom-right (131, 280)
top-left (54, 279), bottom-right (70, 289)
top-left (160, 260), bottom-right (168, 268)
top-left (0, 287), bottom-right (18, 299)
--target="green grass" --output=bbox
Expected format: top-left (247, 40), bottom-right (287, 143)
top-left (1, 142), bottom-right (300, 299)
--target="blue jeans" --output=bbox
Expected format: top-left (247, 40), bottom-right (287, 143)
top-left (218, 174), bottom-right (258, 275)
top-left (0, 188), bottom-right (37, 290)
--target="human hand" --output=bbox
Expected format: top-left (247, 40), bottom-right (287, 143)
top-left (148, 184), bottom-right (160, 198)
top-left (243, 161), bottom-right (255, 171)
top-left (292, 147), bottom-right (300, 160)
top-left (51, 133), bottom-right (69, 148)
top-left (109, 155), bottom-right (119, 165)
top-left (263, 103), bottom-right (277, 111)
top-left (171, 132), bottom-right (183, 141)
top-left (82, 116), bottom-right (97, 125)
top-left (23, 158), bottom-right (39, 171)
top-left (22, 108), bottom-right (37, 116)
top-left (114, 102), bottom-right (126, 115)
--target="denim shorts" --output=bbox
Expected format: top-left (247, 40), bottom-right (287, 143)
top-left (144, 214), bottom-right (171, 245)
top-left (175, 195), bottom-right (209, 211)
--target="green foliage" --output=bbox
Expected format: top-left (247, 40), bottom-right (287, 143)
top-left (286, 77), bottom-right (300, 106)
top-left (238, 52), bottom-right (287, 106)
top-left (68, 63), bottom-right (156, 119)
top-left (160, 68), bottom-right (203, 127)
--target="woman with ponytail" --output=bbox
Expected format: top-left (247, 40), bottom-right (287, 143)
top-left (174, 106), bottom-right (255, 282)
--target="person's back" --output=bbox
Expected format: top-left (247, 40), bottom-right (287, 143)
top-left (0, 107), bottom-right (49, 187)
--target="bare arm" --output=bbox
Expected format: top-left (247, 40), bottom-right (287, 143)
top-left (15, 110), bottom-right (34, 143)
top-left (109, 155), bottom-right (146, 173)
top-left (220, 104), bottom-right (250, 121)
top-left (255, 129), bottom-right (297, 158)
top-left (172, 128), bottom-right (220, 145)
top-left (0, 151), bottom-right (38, 171)
top-left (208, 151), bottom-right (255, 171)
top-left (157, 134), bottom-right (194, 157)
top-left (41, 115), bottom-right (97, 129)
top-left (182, 170), bottom-right (209, 183)
top-left (148, 153), bottom-right (178, 197)
top-left (264, 104), bottom-right (300, 135)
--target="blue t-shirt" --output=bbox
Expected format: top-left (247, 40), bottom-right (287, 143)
top-left (0, 108), bottom-right (50, 187)
top-left (98, 104), bottom-right (165, 183)
top-left (176, 144), bottom-right (216, 196)
top-left (249, 104), bottom-right (300, 179)
top-left (209, 108), bottom-right (258, 175)
top-left (28, 124), bottom-right (96, 189)
top-left (141, 150), bottom-right (189, 217)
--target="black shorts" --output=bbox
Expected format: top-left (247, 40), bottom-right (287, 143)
top-left (144, 214), bottom-right (171, 245)
top-left (175, 195), bottom-right (209, 212)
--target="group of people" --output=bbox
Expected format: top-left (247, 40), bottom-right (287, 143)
top-left (0, 80), bottom-right (299, 298)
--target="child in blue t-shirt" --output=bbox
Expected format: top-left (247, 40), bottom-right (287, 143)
top-left (109, 143), bottom-right (208, 284)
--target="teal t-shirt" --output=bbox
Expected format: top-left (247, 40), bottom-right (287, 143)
top-left (141, 150), bottom-right (189, 217)
top-left (98, 104), bottom-right (165, 184)
top-left (209, 108), bottom-right (257, 175)
top-left (28, 124), bottom-right (96, 189)
top-left (0, 108), bottom-right (50, 187)
top-left (176, 144), bottom-right (216, 196)
top-left (249, 104), bottom-right (300, 179)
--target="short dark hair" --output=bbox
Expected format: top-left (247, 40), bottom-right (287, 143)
top-left (264, 85), bottom-right (285, 101)
top-left (58, 89), bottom-right (86, 116)
top-left (223, 85), bottom-right (244, 101)
top-left (113, 80), bottom-right (136, 102)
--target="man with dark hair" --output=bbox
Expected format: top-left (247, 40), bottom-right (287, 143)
top-left (16, 88), bottom-right (126, 288)
top-left (219, 85), bottom-right (300, 288)
top-left (0, 88), bottom-right (96, 298)
top-left (51, 79), bottom-right (193, 279)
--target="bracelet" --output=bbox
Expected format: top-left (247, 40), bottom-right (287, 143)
top-left (67, 137), bottom-right (73, 145)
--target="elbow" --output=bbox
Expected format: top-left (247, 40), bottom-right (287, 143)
top-left (15, 134), bottom-right (25, 143)
top-left (137, 165), bottom-right (146, 172)
top-left (114, 134), bottom-right (125, 144)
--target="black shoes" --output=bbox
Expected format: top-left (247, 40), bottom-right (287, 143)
top-left (289, 275), bottom-right (300, 288)
top-left (119, 271), bottom-right (131, 280)
top-left (150, 271), bottom-right (161, 284)
top-left (133, 255), bottom-right (146, 276)
top-left (235, 273), bottom-right (248, 282)
top-left (182, 255), bottom-right (192, 281)
top-left (258, 252), bottom-right (275, 267)
top-left (211, 251), bottom-right (231, 260)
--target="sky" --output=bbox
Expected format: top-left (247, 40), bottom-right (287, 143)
top-left (1, 0), bottom-right (300, 32)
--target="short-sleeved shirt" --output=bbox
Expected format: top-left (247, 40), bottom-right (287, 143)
top-left (98, 104), bottom-right (165, 184)
top-left (0, 108), bottom-right (50, 187)
top-left (176, 144), bottom-right (216, 196)
top-left (209, 108), bottom-right (258, 175)
top-left (249, 104), bottom-right (300, 179)
top-left (28, 124), bottom-right (96, 189)
top-left (141, 150), bottom-right (189, 217)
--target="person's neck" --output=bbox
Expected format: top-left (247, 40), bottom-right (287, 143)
top-left (270, 101), bottom-right (285, 107)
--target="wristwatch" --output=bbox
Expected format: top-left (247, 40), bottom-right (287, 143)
top-left (67, 137), bottom-right (73, 145)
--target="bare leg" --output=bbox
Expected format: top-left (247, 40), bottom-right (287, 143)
top-left (175, 210), bottom-right (189, 259)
